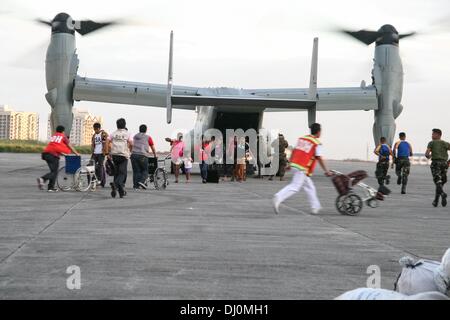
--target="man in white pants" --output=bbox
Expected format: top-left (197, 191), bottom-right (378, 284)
top-left (273, 123), bottom-right (332, 214)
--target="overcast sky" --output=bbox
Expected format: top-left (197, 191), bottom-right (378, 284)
top-left (0, 0), bottom-right (449, 159)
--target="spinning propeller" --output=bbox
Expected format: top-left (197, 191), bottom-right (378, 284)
top-left (35, 12), bottom-right (119, 36)
top-left (339, 24), bottom-right (416, 46)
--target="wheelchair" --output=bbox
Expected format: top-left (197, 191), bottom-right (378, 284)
top-left (57, 155), bottom-right (98, 192)
top-left (143, 155), bottom-right (170, 190)
top-left (330, 170), bottom-right (390, 216)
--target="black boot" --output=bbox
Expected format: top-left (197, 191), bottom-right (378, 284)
top-left (110, 182), bottom-right (117, 198)
top-left (432, 194), bottom-right (440, 207)
top-left (442, 192), bottom-right (447, 207)
top-left (401, 184), bottom-right (406, 195)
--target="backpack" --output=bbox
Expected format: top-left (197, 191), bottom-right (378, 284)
top-left (105, 158), bottom-right (116, 176)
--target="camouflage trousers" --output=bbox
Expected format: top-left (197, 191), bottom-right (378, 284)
top-left (278, 156), bottom-right (288, 177)
top-left (431, 160), bottom-right (448, 194)
top-left (375, 161), bottom-right (389, 186)
top-left (395, 157), bottom-right (411, 186)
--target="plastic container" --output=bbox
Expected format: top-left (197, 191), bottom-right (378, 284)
top-left (65, 155), bottom-right (81, 174)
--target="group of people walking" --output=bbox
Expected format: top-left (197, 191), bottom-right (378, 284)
top-left (374, 129), bottom-right (449, 207)
top-left (38, 118), bottom-right (449, 210)
top-left (38, 118), bottom-right (157, 198)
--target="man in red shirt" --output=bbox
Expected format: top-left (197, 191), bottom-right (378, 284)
top-left (273, 123), bottom-right (332, 214)
top-left (37, 125), bottom-right (79, 192)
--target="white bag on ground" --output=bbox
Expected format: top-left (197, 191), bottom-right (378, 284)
top-left (395, 248), bottom-right (450, 297)
top-left (335, 288), bottom-right (448, 300)
top-left (395, 257), bottom-right (440, 294)
top-left (434, 248), bottom-right (450, 296)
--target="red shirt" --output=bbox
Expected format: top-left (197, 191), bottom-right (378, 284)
top-left (43, 132), bottom-right (71, 157)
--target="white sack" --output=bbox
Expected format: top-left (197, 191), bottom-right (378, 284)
top-left (395, 257), bottom-right (440, 295)
top-left (335, 288), bottom-right (448, 300)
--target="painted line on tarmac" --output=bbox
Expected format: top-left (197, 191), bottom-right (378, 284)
top-left (245, 186), bottom-right (421, 260)
top-left (0, 192), bottom-right (90, 266)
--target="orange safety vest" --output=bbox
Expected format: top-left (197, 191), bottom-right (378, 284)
top-left (289, 135), bottom-right (321, 176)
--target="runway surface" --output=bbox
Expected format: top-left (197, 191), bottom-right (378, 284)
top-left (0, 153), bottom-right (448, 299)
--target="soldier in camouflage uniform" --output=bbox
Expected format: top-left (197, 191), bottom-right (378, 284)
top-left (392, 132), bottom-right (413, 194)
top-left (374, 137), bottom-right (393, 187)
top-left (269, 134), bottom-right (289, 181)
top-left (426, 128), bottom-right (450, 207)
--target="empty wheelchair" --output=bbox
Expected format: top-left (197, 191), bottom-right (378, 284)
top-left (330, 170), bottom-right (390, 216)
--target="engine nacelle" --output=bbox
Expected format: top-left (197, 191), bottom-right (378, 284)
top-left (393, 100), bottom-right (403, 119)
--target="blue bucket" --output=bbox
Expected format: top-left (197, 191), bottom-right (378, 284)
top-left (65, 155), bottom-right (81, 174)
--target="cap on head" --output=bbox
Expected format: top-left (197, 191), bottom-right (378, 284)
top-left (56, 125), bottom-right (65, 133)
top-left (432, 128), bottom-right (442, 136)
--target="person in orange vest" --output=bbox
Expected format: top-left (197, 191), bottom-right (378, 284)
top-left (273, 123), bottom-right (332, 214)
top-left (37, 125), bottom-right (79, 192)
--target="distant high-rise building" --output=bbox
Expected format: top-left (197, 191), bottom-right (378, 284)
top-left (47, 108), bottom-right (103, 146)
top-left (0, 105), bottom-right (39, 140)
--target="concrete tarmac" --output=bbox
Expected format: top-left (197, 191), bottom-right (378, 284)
top-left (0, 153), bottom-right (448, 299)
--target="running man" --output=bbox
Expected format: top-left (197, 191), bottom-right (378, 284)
top-left (37, 125), bottom-right (79, 192)
top-left (374, 137), bottom-right (392, 187)
top-left (392, 132), bottom-right (413, 194)
top-left (273, 123), bottom-right (332, 215)
top-left (425, 128), bottom-right (450, 207)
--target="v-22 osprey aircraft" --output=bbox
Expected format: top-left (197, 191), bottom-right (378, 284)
top-left (41, 13), bottom-right (413, 147)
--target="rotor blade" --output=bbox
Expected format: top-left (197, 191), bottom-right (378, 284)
top-left (399, 32), bottom-right (417, 40)
top-left (75, 20), bottom-right (117, 36)
top-left (341, 30), bottom-right (382, 45)
top-left (35, 18), bottom-right (52, 27)
top-left (10, 40), bottom-right (48, 70)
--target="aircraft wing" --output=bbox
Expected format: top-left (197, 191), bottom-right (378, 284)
top-left (74, 78), bottom-right (375, 112)
top-left (73, 34), bottom-right (377, 126)
top-left (244, 86), bottom-right (378, 112)
top-left (171, 95), bottom-right (315, 109)
top-left (74, 77), bottom-right (199, 111)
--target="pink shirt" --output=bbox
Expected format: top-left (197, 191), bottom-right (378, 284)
top-left (171, 140), bottom-right (185, 160)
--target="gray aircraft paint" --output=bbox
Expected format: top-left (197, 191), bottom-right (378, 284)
top-left (45, 32), bottom-right (78, 135)
top-left (372, 44), bottom-right (404, 146)
top-left (44, 13), bottom-right (403, 147)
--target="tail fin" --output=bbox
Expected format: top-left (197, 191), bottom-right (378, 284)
top-left (308, 37), bottom-right (318, 126)
top-left (166, 30), bottom-right (174, 124)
